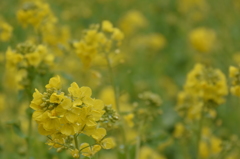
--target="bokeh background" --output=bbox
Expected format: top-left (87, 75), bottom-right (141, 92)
top-left (1, 0), bottom-right (240, 159)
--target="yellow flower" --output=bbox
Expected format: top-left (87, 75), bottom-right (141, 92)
top-left (119, 10), bottom-right (148, 35)
top-left (112, 28), bottom-right (124, 41)
top-left (45, 76), bottom-right (61, 89)
top-left (189, 27), bottom-right (216, 53)
top-left (80, 143), bottom-right (101, 157)
top-left (70, 149), bottom-right (80, 159)
top-left (73, 21), bottom-right (123, 68)
top-left (30, 89), bottom-right (43, 111)
top-left (50, 92), bottom-right (65, 104)
top-left (30, 75), bottom-right (113, 156)
top-left (124, 113), bottom-right (134, 128)
top-left (0, 21), bottom-right (13, 41)
top-left (140, 146), bottom-right (166, 159)
top-left (229, 66), bottom-right (239, 78)
top-left (17, 1), bottom-right (56, 29)
top-left (91, 128), bottom-right (106, 141)
top-left (199, 141), bottom-right (209, 158)
top-left (173, 122), bottom-right (185, 138)
top-left (100, 137), bottom-right (116, 149)
top-left (25, 52), bottom-right (42, 67)
top-left (102, 20), bottom-right (114, 32)
top-left (6, 47), bottom-right (24, 70)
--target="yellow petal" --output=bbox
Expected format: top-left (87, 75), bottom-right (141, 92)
top-left (32, 110), bottom-right (44, 121)
top-left (91, 128), bottom-right (106, 141)
top-left (45, 76), bottom-right (61, 89)
top-left (38, 124), bottom-right (55, 135)
top-left (101, 137), bottom-right (115, 149)
top-left (80, 86), bottom-right (92, 97)
top-left (102, 20), bottom-right (114, 32)
top-left (60, 97), bottom-right (72, 109)
top-left (50, 92), bottom-right (64, 104)
top-left (92, 99), bottom-right (104, 110)
top-left (65, 110), bottom-right (79, 123)
top-left (80, 143), bottom-right (91, 157)
top-left (92, 145), bottom-right (101, 154)
top-left (68, 82), bottom-right (81, 97)
top-left (60, 124), bottom-right (74, 136)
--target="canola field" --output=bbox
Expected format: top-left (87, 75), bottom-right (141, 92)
top-left (1, 0), bottom-right (240, 159)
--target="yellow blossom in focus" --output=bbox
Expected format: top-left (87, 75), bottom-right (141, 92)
top-left (70, 149), bottom-right (79, 159)
top-left (30, 76), bottom-right (114, 158)
top-left (80, 143), bottom-right (101, 157)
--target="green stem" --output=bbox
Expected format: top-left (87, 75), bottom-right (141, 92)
top-left (135, 136), bottom-right (140, 159)
top-left (105, 53), bottom-right (120, 113)
top-left (105, 53), bottom-right (129, 159)
top-left (196, 104), bottom-right (205, 159)
top-left (26, 115), bottom-right (32, 158)
top-left (74, 134), bottom-right (81, 159)
top-left (135, 120), bottom-right (144, 159)
top-left (26, 82), bottom-right (33, 159)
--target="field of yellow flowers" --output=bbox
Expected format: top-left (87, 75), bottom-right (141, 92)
top-left (1, 0), bottom-right (240, 159)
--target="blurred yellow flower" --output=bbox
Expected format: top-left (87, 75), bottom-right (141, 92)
top-left (189, 27), bottom-right (216, 53)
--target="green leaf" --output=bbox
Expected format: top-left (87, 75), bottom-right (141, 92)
top-left (12, 123), bottom-right (26, 139)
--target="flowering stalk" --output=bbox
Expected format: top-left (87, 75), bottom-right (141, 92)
top-left (105, 53), bottom-right (129, 159)
top-left (105, 53), bottom-right (120, 113)
top-left (196, 104), bottom-right (205, 159)
top-left (74, 134), bottom-right (80, 159)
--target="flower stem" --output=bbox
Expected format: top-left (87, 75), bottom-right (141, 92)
top-left (26, 115), bottom-right (32, 158)
top-left (105, 53), bottom-right (120, 113)
top-left (74, 134), bottom-right (81, 159)
top-left (196, 104), bottom-right (205, 159)
top-left (135, 136), bottom-right (140, 159)
top-left (105, 53), bottom-right (128, 159)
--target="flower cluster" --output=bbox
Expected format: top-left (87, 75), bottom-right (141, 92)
top-left (73, 20), bottom-right (124, 68)
top-left (229, 66), bottom-right (240, 96)
top-left (30, 76), bottom-right (115, 158)
top-left (17, 1), bottom-right (57, 29)
top-left (176, 63), bottom-right (228, 120)
top-left (0, 19), bottom-right (13, 42)
top-left (5, 42), bottom-right (54, 89)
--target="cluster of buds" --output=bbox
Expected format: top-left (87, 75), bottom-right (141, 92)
top-left (30, 76), bottom-right (115, 158)
top-left (99, 105), bottom-right (119, 129)
top-left (135, 91), bottom-right (163, 123)
top-left (138, 91), bottom-right (162, 107)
